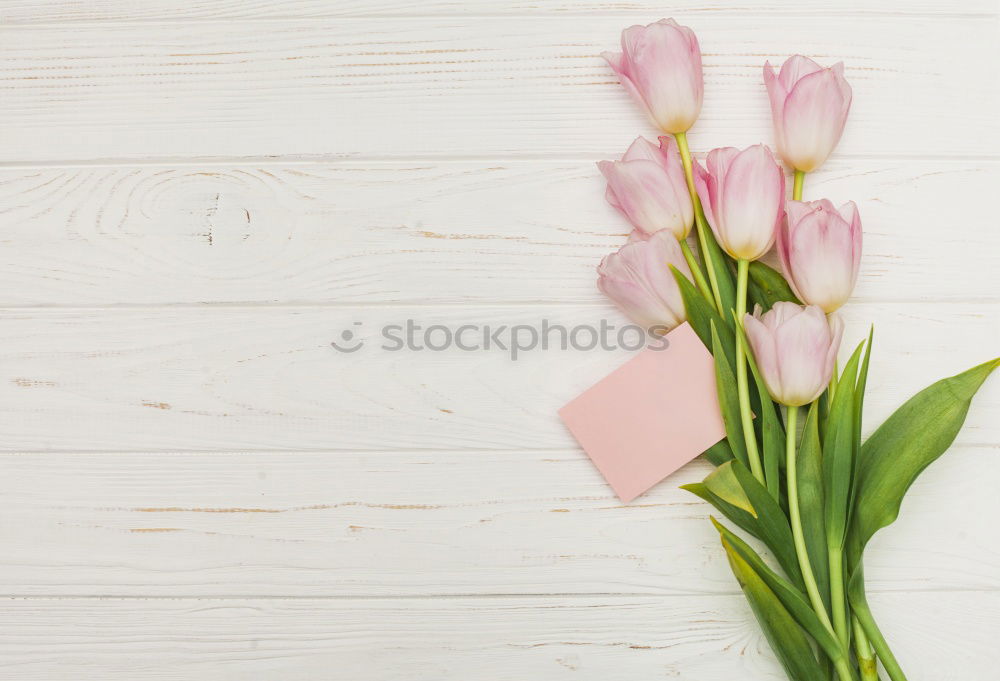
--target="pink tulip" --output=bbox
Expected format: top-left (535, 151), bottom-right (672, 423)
top-left (743, 302), bottom-right (843, 407)
top-left (779, 199), bottom-right (862, 313)
top-left (693, 145), bottom-right (785, 261)
top-left (603, 19), bottom-right (703, 134)
top-left (764, 56), bottom-right (852, 173)
top-left (599, 136), bottom-right (694, 239)
top-left (597, 230), bottom-right (691, 332)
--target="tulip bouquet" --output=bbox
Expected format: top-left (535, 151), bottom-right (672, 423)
top-left (595, 19), bottom-right (996, 681)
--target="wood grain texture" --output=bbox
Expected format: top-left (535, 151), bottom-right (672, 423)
top-left (0, 4), bottom-right (998, 678)
top-left (0, 592), bottom-right (993, 680)
top-left (0, 446), bottom-right (993, 598)
top-left (0, 159), bottom-right (995, 305)
top-left (0, 303), bottom-right (995, 453)
top-left (3, 0), bottom-right (996, 23)
top-left (0, 15), bottom-right (996, 163)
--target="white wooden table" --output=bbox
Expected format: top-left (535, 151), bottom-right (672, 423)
top-left (0, 2), bottom-right (997, 678)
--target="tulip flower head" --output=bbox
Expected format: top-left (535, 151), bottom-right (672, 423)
top-left (693, 145), bottom-right (785, 261)
top-left (597, 230), bottom-right (691, 333)
top-left (779, 199), bottom-right (862, 313)
top-left (599, 136), bottom-right (695, 239)
top-left (743, 302), bottom-right (843, 407)
top-left (764, 56), bottom-right (852, 173)
top-left (603, 19), bottom-right (703, 134)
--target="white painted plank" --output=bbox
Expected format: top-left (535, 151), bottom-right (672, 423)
top-left (2, 0), bottom-right (995, 23)
top-left (0, 159), bottom-right (995, 305)
top-left (0, 16), bottom-right (995, 162)
top-left (0, 6), bottom-right (992, 679)
top-left (0, 592), bottom-right (992, 680)
top-left (0, 446), bottom-right (993, 597)
top-left (0, 303), bottom-right (995, 452)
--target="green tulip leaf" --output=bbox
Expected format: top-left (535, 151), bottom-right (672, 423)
top-left (710, 322), bottom-right (748, 469)
top-left (848, 327), bottom-right (874, 518)
top-left (728, 460), bottom-right (804, 588)
top-left (685, 460), bottom-right (802, 587)
top-left (672, 266), bottom-right (735, 368)
top-left (797, 402), bottom-right (830, 613)
top-left (703, 461), bottom-right (756, 517)
top-left (822, 340), bottom-right (864, 551)
top-left (694, 205), bottom-right (737, 317)
top-left (719, 534), bottom-right (826, 681)
top-left (845, 358), bottom-right (998, 681)
top-left (849, 357), bottom-right (999, 557)
top-left (673, 271), bottom-right (741, 468)
top-left (712, 519), bottom-right (854, 677)
top-left (703, 438), bottom-right (735, 466)
top-left (682, 481), bottom-right (759, 539)
top-left (748, 260), bottom-right (800, 312)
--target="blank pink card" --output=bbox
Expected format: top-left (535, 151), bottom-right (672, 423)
top-left (559, 322), bottom-right (725, 502)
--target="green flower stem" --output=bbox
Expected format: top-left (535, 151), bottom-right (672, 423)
top-left (853, 616), bottom-right (879, 681)
top-left (675, 131), bottom-right (724, 314)
top-left (794, 164), bottom-right (872, 680)
top-left (833, 658), bottom-right (858, 681)
top-left (785, 405), bottom-right (836, 633)
top-left (793, 169), bottom-right (806, 201)
top-left (829, 546), bottom-right (850, 649)
top-left (735, 259), bottom-right (765, 483)
top-left (679, 239), bottom-right (715, 305)
top-left (827, 315), bottom-right (840, 410)
top-left (854, 605), bottom-right (908, 681)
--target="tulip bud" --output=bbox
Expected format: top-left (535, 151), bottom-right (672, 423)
top-left (599, 136), bottom-right (695, 239)
top-left (779, 199), bottom-right (862, 313)
top-left (597, 230), bottom-right (691, 332)
top-left (693, 145), bottom-right (785, 261)
top-left (764, 56), bottom-right (852, 173)
top-left (603, 19), bottom-right (703, 134)
top-left (743, 302), bottom-right (843, 407)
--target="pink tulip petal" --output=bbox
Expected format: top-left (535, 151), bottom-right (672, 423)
top-left (658, 137), bottom-right (696, 231)
top-left (782, 69), bottom-right (850, 172)
top-left (790, 211), bottom-right (854, 311)
top-left (597, 160), bottom-right (625, 215)
top-left (771, 305), bottom-right (830, 405)
top-left (604, 184), bottom-right (623, 213)
top-left (743, 312), bottom-right (782, 400)
top-left (597, 231), bottom-right (690, 331)
top-left (714, 145), bottom-right (782, 259)
top-left (782, 199), bottom-right (862, 312)
top-left (622, 136), bottom-right (662, 163)
top-left (744, 303), bottom-right (841, 406)
top-left (778, 55), bottom-right (824, 91)
top-left (765, 56), bottom-right (852, 172)
top-left (603, 49), bottom-right (649, 122)
top-left (602, 137), bottom-right (694, 239)
top-left (691, 159), bottom-right (718, 235)
top-left (763, 62), bottom-right (788, 156)
top-left (784, 199), bottom-right (815, 227)
top-left (766, 301), bottom-right (799, 329)
top-left (839, 200), bottom-right (863, 282)
top-left (602, 51), bottom-right (625, 74)
top-left (608, 20), bottom-right (703, 133)
top-left (831, 62), bottom-right (853, 111)
top-left (629, 22), bottom-right (703, 133)
top-left (776, 217), bottom-right (794, 288)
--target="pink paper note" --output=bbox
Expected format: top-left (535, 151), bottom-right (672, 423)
top-left (559, 322), bottom-right (725, 502)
